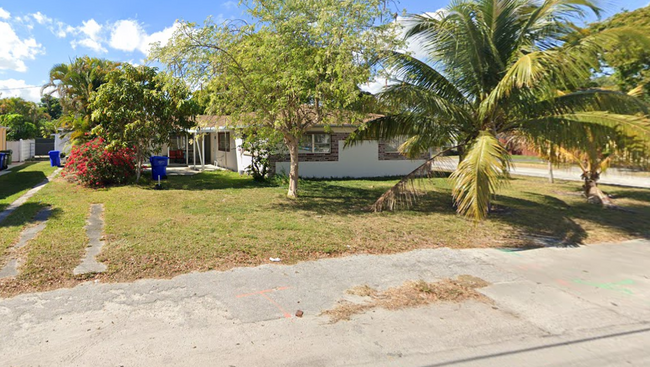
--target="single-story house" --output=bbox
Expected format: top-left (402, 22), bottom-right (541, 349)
top-left (164, 115), bottom-right (430, 179)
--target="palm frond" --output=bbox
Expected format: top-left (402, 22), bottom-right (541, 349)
top-left (450, 131), bottom-right (511, 221)
top-left (542, 112), bottom-right (650, 144)
top-left (371, 148), bottom-right (458, 212)
top-left (383, 52), bottom-right (469, 104)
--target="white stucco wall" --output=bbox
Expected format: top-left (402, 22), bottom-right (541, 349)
top-left (234, 138), bottom-right (254, 174)
top-left (214, 135), bottom-right (238, 171)
top-left (54, 133), bottom-right (72, 155)
top-left (275, 140), bottom-right (425, 178)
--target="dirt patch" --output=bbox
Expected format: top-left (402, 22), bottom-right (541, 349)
top-left (321, 275), bottom-right (491, 323)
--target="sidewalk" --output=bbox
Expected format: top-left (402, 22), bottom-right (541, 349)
top-left (433, 157), bottom-right (650, 189)
top-left (511, 164), bottom-right (650, 189)
top-left (1, 240), bottom-right (648, 366)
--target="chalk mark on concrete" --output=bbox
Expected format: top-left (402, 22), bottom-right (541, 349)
top-left (572, 279), bottom-right (635, 295)
top-left (236, 286), bottom-right (292, 319)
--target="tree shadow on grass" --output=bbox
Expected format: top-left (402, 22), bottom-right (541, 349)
top-left (492, 193), bottom-right (588, 247)
top-left (0, 163), bottom-right (48, 205)
top-left (273, 178), bottom-right (457, 216)
top-left (493, 189), bottom-right (650, 248)
top-left (0, 202), bottom-right (62, 230)
top-left (607, 187), bottom-right (650, 203)
top-left (136, 170), bottom-right (271, 191)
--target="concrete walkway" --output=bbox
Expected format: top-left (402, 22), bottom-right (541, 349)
top-left (73, 204), bottom-right (107, 275)
top-left (1, 240), bottom-right (648, 366)
top-left (0, 168), bottom-right (61, 224)
top-left (0, 207), bottom-right (52, 278)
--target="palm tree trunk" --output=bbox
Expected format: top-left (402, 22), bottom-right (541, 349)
top-left (582, 171), bottom-right (613, 206)
top-left (457, 145), bottom-right (466, 163)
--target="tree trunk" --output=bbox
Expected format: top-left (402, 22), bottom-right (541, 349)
top-left (582, 171), bottom-right (613, 207)
top-left (457, 145), bottom-right (466, 163)
top-left (136, 147), bottom-right (142, 182)
top-left (548, 160), bottom-right (554, 184)
top-left (285, 135), bottom-right (299, 198)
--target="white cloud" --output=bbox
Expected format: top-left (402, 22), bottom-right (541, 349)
top-left (70, 19), bottom-right (107, 53)
top-left (72, 38), bottom-right (106, 53)
top-left (29, 11), bottom-right (75, 38)
top-left (20, 10), bottom-right (178, 56)
top-left (109, 20), bottom-right (179, 55)
top-left (79, 18), bottom-right (102, 40)
top-left (223, 1), bottom-right (237, 9)
top-left (109, 20), bottom-right (144, 52)
top-left (0, 79), bottom-right (42, 102)
top-left (0, 21), bottom-right (43, 72)
top-left (55, 23), bottom-right (75, 38)
top-left (32, 12), bottom-right (52, 25)
top-left (0, 8), bottom-right (10, 20)
top-left (142, 23), bottom-right (179, 54)
top-left (396, 10), bottom-right (448, 62)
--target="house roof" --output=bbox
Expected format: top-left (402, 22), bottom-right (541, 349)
top-left (192, 111), bottom-right (382, 130)
top-left (193, 115), bottom-right (232, 129)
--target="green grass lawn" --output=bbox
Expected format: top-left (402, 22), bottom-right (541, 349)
top-left (0, 162), bottom-right (58, 267)
top-left (1, 170), bottom-right (649, 297)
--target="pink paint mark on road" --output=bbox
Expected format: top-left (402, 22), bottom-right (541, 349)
top-left (236, 286), bottom-right (293, 319)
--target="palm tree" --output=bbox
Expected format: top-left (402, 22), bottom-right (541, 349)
top-left (42, 56), bottom-right (120, 142)
top-left (353, 0), bottom-right (650, 220)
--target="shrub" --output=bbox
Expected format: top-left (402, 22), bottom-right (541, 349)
top-left (62, 137), bottom-right (137, 187)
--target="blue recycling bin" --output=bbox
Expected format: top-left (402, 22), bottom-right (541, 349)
top-left (149, 156), bottom-right (169, 180)
top-left (0, 153), bottom-right (6, 171)
top-left (48, 150), bottom-right (61, 167)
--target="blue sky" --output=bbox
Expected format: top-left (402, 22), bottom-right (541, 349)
top-left (0, 0), bottom-right (647, 102)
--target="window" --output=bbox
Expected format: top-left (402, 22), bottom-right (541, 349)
top-left (298, 134), bottom-right (331, 154)
top-left (218, 132), bottom-right (230, 152)
top-left (384, 136), bottom-right (407, 153)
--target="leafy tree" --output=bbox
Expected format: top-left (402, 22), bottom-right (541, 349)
top-left (40, 95), bottom-right (62, 120)
top-left (582, 6), bottom-right (650, 101)
top-left (150, 0), bottom-right (400, 197)
top-left (0, 114), bottom-right (38, 140)
top-left (239, 127), bottom-right (283, 181)
top-left (0, 97), bottom-right (50, 140)
top-left (42, 56), bottom-right (120, 142)
top-left (352, 0), bottom-right (650, 220)
top-left (90, 64), bottom-right (197, 180)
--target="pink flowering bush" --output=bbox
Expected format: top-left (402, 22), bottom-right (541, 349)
top-left (62, 137), bottom-right (137, 187)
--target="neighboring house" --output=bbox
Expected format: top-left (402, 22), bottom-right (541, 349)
top-left (169, 115), bottom-right (430, 179)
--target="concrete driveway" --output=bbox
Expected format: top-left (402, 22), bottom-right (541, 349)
top-left (1, 240), bottom-right (649, 366)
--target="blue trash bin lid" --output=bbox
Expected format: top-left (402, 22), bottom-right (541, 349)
top-left (150, 156), bottom-right (168, 166)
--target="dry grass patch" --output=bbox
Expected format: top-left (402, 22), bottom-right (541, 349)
top-left (322, 275), bottom-right (491, 323)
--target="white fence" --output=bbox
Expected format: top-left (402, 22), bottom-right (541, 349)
top-left (6, 139), bottom-right (35, 163)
